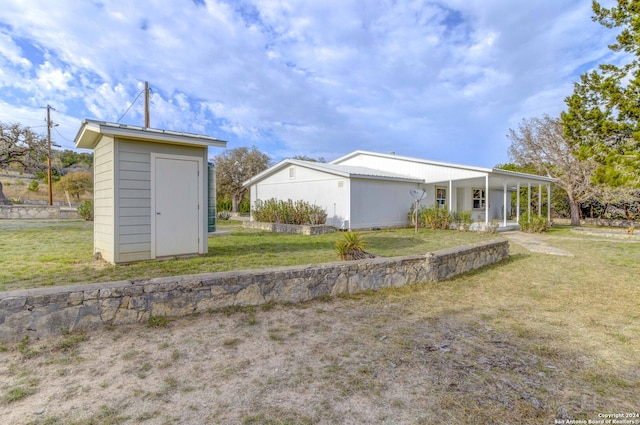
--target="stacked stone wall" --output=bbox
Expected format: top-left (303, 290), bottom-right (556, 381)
top-left (243, 221), bottom-right (336, 235)
top-left (0, 205), bottom-right (79, 219)
top-left (0, 239), bottom-right (508, 340)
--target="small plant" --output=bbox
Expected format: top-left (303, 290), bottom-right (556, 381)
top-left (519, 212), bottom-right (550, 233)
top-left (56, 330), bottom-right (88, 352)
top-left (147, 315), bottom-right (169, 328)
top-left (77, 199), bottom-right (94, 221)
top-left (452, 210), bottom-right (473, 230)
top-left (18, 336), bottom-right (40, 359)
top-left (27, 180), bottom-right (40, 192)
top-left (4, 386), bottom-right (36, 403)
top-left (335, 231), bottom-right (374, 260)
top-left (217, 210), bottom-right (232, 220)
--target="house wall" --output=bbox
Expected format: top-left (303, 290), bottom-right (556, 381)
top-left (91, 138), bottom-right (207, 264)
top-left (93, 136), bottom-right (115, 263)
top-left (349, 178), bottom-right (418, 229)
top-left (335, 153), bottom-right (487, 183)
top-left (489, 189), bottom-right (513, 220)
top-left (250, 165), bottom-right (351, 228)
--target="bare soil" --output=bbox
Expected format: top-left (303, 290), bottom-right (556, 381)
top-left (1, 296), bottom-right (555, 425)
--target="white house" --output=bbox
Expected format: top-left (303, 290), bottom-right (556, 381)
top-left (75, 119), bottom-right (226, 263)
top-left (245, 150), bottom-right (556, 230)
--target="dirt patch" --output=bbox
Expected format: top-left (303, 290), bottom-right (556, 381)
top-left (1, 287), bottom-right (635, 425)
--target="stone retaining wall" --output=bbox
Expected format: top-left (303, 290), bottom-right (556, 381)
top-left (553, 217), bottom-right (638, 228)
top-left (0, 205), bottom-right (79, 219)
top-left (0, 239), bottom-right (508, 340)
top-left (243, 221), bottom-right (336, 235)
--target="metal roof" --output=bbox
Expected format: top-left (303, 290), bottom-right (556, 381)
top-left (74, 119), bottom-right (227, 150)
top-left (331, 150), bottom-right (556, 184)
top-left (243, 158), bottom-right (424, 187)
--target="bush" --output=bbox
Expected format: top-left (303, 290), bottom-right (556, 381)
top-left (77, 200), bottom-right (94, 221)
top-left (252, 198), bottom-right (327, 225)
top-left (409, 205), bottom-right (454, 230)
top-left (27, 180), bottom-right (39, 192)
top-left (519, 212), bottom-right (549, 233)
top-left (452, 210), bottom-right (473, 230)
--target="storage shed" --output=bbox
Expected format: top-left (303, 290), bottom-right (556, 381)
top-left (74, 119), bottom-right (226, 263)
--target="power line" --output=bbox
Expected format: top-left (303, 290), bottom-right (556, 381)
top-left (52, 126), bottom-right (72, 145)
top-left (116, 89), bottom-right (145, 123)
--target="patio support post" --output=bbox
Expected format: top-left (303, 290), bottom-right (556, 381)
top-left (503, 178), bottom-right (507, 228)
top-left (538, 184), bottom-right (542, 216)
top-left (527, 183), bottom-right (531, 218)
top-left (485, 174), bottom-right (489, 224)
top-left (547, 183), bottom-right (551, 222)
top-left (516, 182), bottom-right (520, 224)
top-left (448, 180), bottom-right (453, 213)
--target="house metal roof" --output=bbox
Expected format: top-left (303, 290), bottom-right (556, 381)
top-left (331, 150), bottom-right (556, 184)
top-left (243, 158), bottom-right (424, 187)
top-left (74, 119), bottom-right (227, 150)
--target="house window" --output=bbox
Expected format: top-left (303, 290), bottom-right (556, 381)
top-left (473, 189), bottom-right (485, 209)
top-left (289, 167), bottom-right (295, 179)
top-left (436, 188), bottom-right (446, 208)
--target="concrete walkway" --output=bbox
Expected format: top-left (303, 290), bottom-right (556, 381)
top-left (501, 231), bottom-right (574, 257)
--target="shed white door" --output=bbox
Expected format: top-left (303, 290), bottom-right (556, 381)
top-left (153, 156), bottom-right (200, 257)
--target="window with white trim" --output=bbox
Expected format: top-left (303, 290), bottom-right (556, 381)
top-left (436, 187), bottom-right (446, 208)
top-left (289, 167), bottom-right (295, 179)
top-left (472, 189), bottom-right (485, 209)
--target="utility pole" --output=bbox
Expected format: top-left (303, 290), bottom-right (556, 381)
top-left (46, 105), bottom-right (53, 206)
top-left (144, 81), bottom-right (150, 128)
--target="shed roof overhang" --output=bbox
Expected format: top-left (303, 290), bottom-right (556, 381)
top-left (74, 119), bottom-right (227, 150)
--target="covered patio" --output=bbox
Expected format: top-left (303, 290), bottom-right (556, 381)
top-left (426, 168), bottom-right (556, 230)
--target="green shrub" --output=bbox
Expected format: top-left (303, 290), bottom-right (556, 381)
top-left (27, 180), bottom-right (39, 192)
top-left (77, 200), bottom-right (94, 221)
top-left (519, 212), bottom-right (550, 233)
top-left (216, 197), bottom-right (232, 212)
top-left (409, 205), bottom-right (454, 230)
top-left (239, 198), bottom-right (251, 213)
top-left (334, 231), bottom-right (366, 260)
top-left (252, 198), bottom-right (327, 225)
top-left (452, 210), bottom-right (473, 230)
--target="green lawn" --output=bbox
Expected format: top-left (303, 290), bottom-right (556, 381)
top-left (0, 219), bottom-right (499, 291)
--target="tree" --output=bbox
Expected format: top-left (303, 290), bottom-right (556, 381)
top-left (291, 155), bottom-right (326, 163)
top-left (0, 122), bottom-right (48, 173)
top-left (215, 146), bottom-right (270, 212)
top-left (54, 171), bottom-right (93, 200)
top-left (507, 115), bottom-right (599, 225)
top-left (561, 0), bottom-right (640, 189)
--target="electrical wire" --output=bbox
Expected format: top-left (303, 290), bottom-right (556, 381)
top-left (116, 89), bottom-right (144, 123)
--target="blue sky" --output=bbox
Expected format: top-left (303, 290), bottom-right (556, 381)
top-left (0, 0), bottom-right (618, 167)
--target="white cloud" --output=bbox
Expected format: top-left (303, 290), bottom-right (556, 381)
top-left (0, 0), bottom-right (622, 166)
